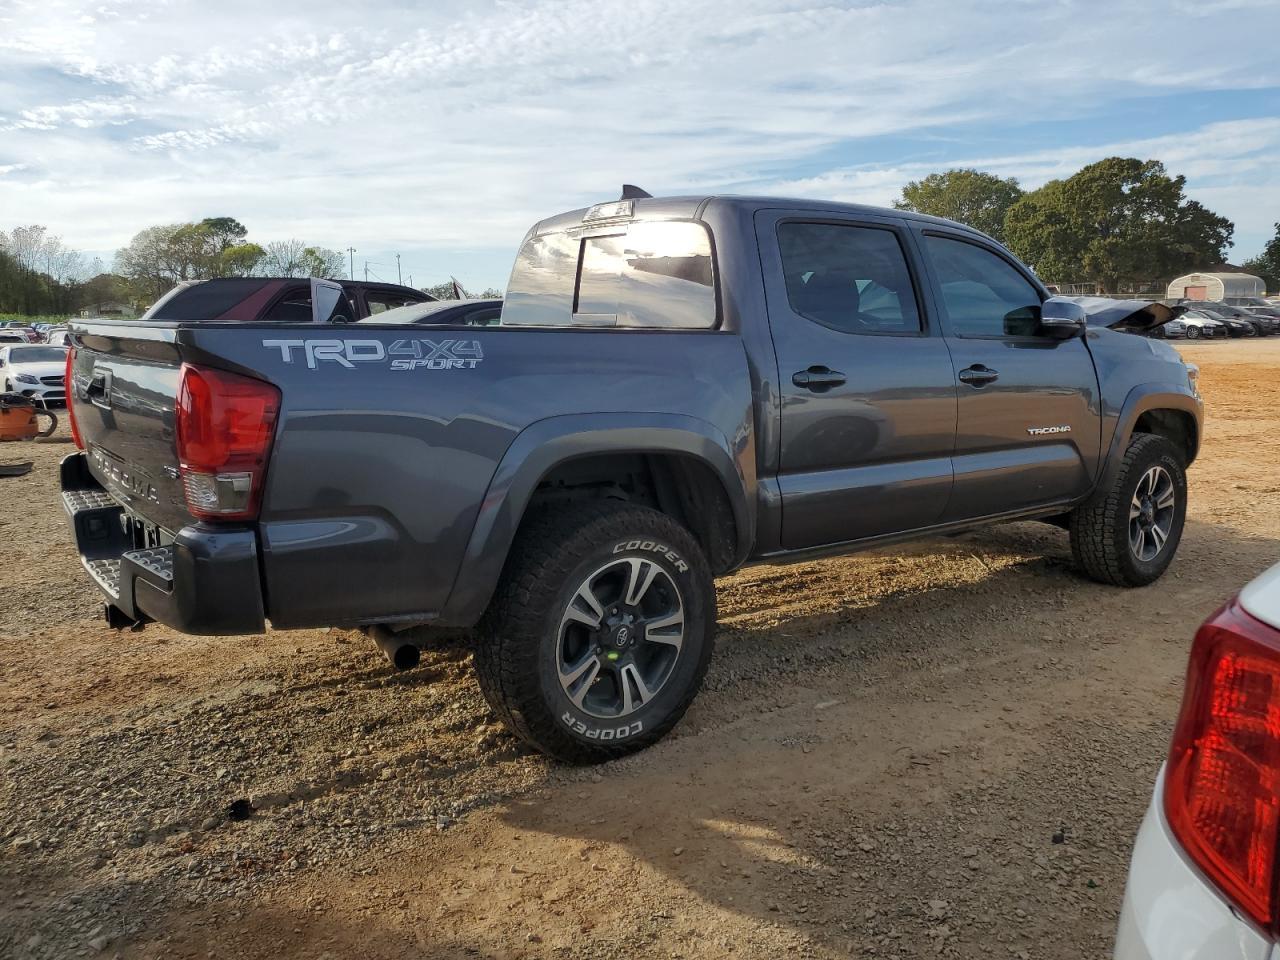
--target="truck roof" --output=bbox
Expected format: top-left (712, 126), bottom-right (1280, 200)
top-left (528, 194), bottom-right (998, 245)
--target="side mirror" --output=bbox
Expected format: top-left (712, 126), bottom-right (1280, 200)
top-left (1039, 297), bottom-right (1087, 340)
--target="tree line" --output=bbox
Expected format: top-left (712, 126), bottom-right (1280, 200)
top-left (895, 156), bottom-right (1276, 293)
top-left (0, 217), bottom-right (397, 317)
top-left (112, 217), bottom-right (349, 301)
top-left (3, 160), bottom-right (1273, 317)
top-left (0, 226), bottom-right (101, 316)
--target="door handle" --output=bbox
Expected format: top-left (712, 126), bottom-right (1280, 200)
top-left (958, 365), bottom-right (999, 386)
top-left (792, 366), bottom-right (847, 390)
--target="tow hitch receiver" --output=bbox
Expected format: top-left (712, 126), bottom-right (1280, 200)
top-left (103, 602), bottom-right (149, 632)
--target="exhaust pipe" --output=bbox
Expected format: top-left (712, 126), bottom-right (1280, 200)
top-left (368, 625), bottom-right (421, 671)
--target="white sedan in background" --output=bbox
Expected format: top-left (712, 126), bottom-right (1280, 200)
top-left (1115, 561), bottom-right (1280, 959)
top-left (1164, 312), bottom-right (1228, 340)
top-left (0, 344), bottom-right (69, 407)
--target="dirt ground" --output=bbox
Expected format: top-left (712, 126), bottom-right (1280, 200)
top-left (2, 338), bottom-right (1278, 960)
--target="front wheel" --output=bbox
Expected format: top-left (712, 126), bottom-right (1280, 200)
top-left (474, 502), bottom-right (715, 763)
top-left (1069, 433), bottom-right (1187, 587)
top-left (1184, 326), bottom-right (1200, 340)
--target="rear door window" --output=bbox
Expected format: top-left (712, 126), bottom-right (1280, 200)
top-left (776, 222), bottom-right (922, 335)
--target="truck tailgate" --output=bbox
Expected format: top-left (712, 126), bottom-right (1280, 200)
top-left (70, 326), bottom-right (191, 534)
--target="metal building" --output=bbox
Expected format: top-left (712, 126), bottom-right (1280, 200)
top-left (1166, 271), bottom-right (1265, 301)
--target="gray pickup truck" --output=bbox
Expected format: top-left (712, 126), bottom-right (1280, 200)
top-left (61, 193), bottom-right (1202, 762)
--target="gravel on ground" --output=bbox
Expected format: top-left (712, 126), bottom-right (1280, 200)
top-left (1, 338), bottom-right (1277, 959)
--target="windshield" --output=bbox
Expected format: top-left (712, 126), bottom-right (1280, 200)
top-left (9, 346), bottom-right (68, 363)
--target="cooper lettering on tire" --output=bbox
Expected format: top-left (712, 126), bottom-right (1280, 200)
top-left (475, 502), bottom-right (714, 763)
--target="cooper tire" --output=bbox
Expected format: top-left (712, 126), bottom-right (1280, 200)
top-left (474, 501), bottom-right (715, 763)
top-left (1069, 433), bottom-right (1187, 587)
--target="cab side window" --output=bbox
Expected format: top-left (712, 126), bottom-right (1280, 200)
top-left (923, 235), bottom-right (1043, 337)
top-left (367, 293), bottom-right (421, 315)
top-left (261, 292), bottom-right (313, 322)
top-left (777, 223), bottom-right (921, 335)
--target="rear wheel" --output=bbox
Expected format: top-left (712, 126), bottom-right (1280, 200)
top-left (474, 502), bottom-right (715, 763)
top-left (1069, 433), bottom-right (1187, 587)
top-left (1184, 325), bottom-right (1200, 340)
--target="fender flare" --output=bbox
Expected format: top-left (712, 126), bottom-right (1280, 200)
top-left (1099, 383), bottom-right (1202, 488)
top-left (437, 412), bottom-right (754, 626)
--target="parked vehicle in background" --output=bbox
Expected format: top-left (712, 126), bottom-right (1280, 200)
top-left (0, 330), bottom-right (29, 344)
top-left (1114, 562), bottom-right (1280, 960)
top-left (1192, 308), bottom-right (1256, 338)
top-left (1243, 306), bottom-right (1280, 332)
top-left (1165, 313), bottom-right (1227, 339)
top-left (1202, 301), bottom-right (1277, 336)
top-left (355, 298), bottom-right (503, 327)
top-left (44, 328), bottom-right (71, 347)
top-left (1225, 295), bottom-right (1274, 308)
top-left (61, 192), bottom-right (1202, 762)
top-left (141, 278), bottom-right (435, 324)
top-left (0, 344), bottom-right (68, 407)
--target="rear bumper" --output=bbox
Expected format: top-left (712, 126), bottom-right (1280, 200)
top-left (60, 452), bottom-right (266, 635)
top-left (1114, 769), bottom-right (1274, 960)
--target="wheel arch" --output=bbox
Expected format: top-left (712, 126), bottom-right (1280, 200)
top-left (437, 413), bottom-right (754, 626)
top-left (1100, 385), bottom-right (1202, 490)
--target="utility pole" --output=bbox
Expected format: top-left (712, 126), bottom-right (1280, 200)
top-left (396, 253), bottom-right (402, 285)
top-left (364, 260), bottom-right (369, 282)
top-left (346, 247), bottom-right (356, 281)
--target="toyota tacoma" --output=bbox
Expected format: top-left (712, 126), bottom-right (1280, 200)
top-left (60, 192), bottom-right (1202, 762)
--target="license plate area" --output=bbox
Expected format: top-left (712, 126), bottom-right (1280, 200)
top-left (121, 511), bottom-right (168, 550)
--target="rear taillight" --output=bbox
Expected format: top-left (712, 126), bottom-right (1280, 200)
top-left (66, 347), bottom-right (83, 450)
top-left (1165, 600), bottom-right (1280, 933)
top-left (175, 364), bottom-right (280, 521)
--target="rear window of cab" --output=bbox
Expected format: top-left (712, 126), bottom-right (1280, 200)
top-left (501, 220), bottom-right (717, 329)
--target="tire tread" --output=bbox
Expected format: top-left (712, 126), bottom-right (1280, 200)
top-left (1069, 432), bottom-right (1184, 587)
top-left (474, 501), bottom-right (714, 763)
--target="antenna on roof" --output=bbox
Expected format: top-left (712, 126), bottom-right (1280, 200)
top-left (620, 184), bottom-right (652, 200)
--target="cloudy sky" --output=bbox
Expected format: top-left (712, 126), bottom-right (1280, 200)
top-left (1, 0), bottom-right (1277, 289)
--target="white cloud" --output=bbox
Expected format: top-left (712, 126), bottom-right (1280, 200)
top-left (760, 119), bottom-right (1280, 243)
top-left (0, 0), bottom-right (1276, 284)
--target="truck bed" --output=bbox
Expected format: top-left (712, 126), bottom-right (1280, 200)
top-left (65, 319), bottom-right (754, 632)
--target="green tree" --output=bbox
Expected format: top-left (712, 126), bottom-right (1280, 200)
top-left (298, 246), bottom-right (346, 279)
top-left (0, 225), bottom-right (94, 314)
top-left (257, 239), bottom-right (345, 278)
top-left (115, 219), bottom-right (265, 296)
top-left (893, 169), bottom-right (1024, 243)
top-left (1242, 222), bottom-right (1280, 294)
top-left (422, 281), bottom-right (456, 300)
top-left (199, 217), bottom-right (248, 252)
top-left (1003, 158), bottom-right (1233, 292)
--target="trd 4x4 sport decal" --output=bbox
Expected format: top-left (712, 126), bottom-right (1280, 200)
top-left (262, 338), bottom-right (484, 371)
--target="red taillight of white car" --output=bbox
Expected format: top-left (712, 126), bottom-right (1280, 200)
top-left (1165, 599), bottom-right (1280, 933)
top-left (66, 347), bottom-right (84, 450)
top-left (175, 363), bottom-right (280, 521)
